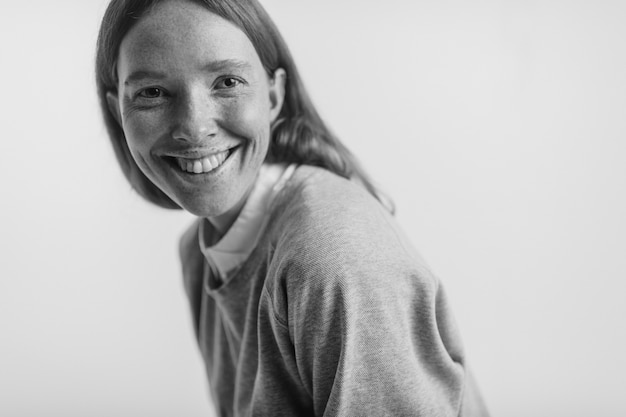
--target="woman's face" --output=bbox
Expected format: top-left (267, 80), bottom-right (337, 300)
top-left (108, 0), bottom-right (285, 223)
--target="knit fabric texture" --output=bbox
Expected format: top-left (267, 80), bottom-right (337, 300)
top-left (179, 165), bottom-right (489, 417)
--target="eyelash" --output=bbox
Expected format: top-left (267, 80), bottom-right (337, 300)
top-left (137, 87), bottom-right (164, 99)
top-left (215, 77), bottom-right (244, 89)
top-left (133, 76), bottom-right (245, 102)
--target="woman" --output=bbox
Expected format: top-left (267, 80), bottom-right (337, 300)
top-left (96, 0), bottom-right (489, 415)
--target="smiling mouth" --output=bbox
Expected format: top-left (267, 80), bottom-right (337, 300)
top-left (167, 149), bottom-right (233, 174)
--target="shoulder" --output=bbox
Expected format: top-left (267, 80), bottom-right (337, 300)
top-left (270, 165), bottom-right (394, 248)
top-left (179, 218), bottom-right (201, 264)
top-left (265, 165), bottom-right (438, 305)
top-left (178, 218), bottom-right (204, 291)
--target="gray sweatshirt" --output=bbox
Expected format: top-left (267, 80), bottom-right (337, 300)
top-left (179, 165), bottom-right (489, 417)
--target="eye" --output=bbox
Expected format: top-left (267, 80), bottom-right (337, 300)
top-left (215, 77), bottom-right (243, 89)
top-left (137, 87), bottom-right (164, 99)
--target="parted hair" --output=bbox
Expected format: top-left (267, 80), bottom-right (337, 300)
top-left (96, 0), bottom-right (389, 210)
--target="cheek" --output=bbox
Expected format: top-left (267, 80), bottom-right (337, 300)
top-left (223, 95), bottom-right (271, 141)
top-left (120, 114), bottom-right (165, 177)
top-left (122, 112), bottom-right (162, 151)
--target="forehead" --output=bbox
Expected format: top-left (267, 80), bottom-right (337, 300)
top-left (118, 0), bottom-right (262, 75)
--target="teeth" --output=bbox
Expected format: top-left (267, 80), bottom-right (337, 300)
top-left (175, 150), bottom-right (229, 174)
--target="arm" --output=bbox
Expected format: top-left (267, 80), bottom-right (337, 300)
top-left (257, 169), bottom-right (487, 416)
top-left (178, 219), bottom-right (204, 340)
top-left (285, 254), bottom-right (467, 417)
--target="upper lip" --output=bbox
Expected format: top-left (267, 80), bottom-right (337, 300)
top-left (159, 146), bottom-right (237, 159)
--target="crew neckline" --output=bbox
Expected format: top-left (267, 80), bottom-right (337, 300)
top-left (199, 163), bottom-right (296, 286)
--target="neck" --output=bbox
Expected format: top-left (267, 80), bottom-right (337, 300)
top-left (206, 191), bottom-right (250, 237)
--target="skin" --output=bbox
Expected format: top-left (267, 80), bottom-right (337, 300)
top-left (107, 0), bottom-right (286, 233)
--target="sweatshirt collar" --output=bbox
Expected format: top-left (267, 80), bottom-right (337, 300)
top-left (199, 163), bottom-right (296, 283)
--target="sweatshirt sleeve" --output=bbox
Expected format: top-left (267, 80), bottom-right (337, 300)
top-left (262, 206), bottom-right (475, 417)
top-left (259, 170), bottom-right (488, 417)
top-left (285, 239), bottom-right (468, 416)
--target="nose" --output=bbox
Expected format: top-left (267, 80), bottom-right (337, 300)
top-left (171, 88), bottom-right (218, 143)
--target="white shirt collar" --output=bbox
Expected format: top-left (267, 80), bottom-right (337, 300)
top-left (199, 163), bottom-right (296, 283)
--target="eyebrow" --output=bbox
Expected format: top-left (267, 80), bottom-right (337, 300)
top-left (204, 59), bottom-right (253, 73)
top-left (123, 70), bottom-right (167, 85)
top-left (123, 59), bottom-right (254, 85)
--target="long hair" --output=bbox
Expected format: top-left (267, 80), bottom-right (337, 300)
top-left (96, 0), bottom-right (391, 211)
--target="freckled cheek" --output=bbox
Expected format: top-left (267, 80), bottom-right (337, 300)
top-left (222, 99), bottom-right (271, 145)
top-left (122, 113), bottom-right (165, 153)
top-left (121, 114), bottom-right (168, 176)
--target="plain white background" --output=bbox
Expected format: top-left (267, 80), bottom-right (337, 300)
top-left (1, 0), bottom-right (625, 416)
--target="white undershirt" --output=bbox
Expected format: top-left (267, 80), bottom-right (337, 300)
top-left (199, 163), bottom-right (296, 285)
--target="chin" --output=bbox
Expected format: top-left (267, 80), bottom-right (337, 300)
top-left (171, 189), bottom-right (241, 219)
top-left (174, 198), bottom-right (225, 218)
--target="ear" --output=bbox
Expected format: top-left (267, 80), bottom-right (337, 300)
top-left (268, 68), bottom-right (286, 123)
top-left (106, 91), bottom-right (123, 126)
